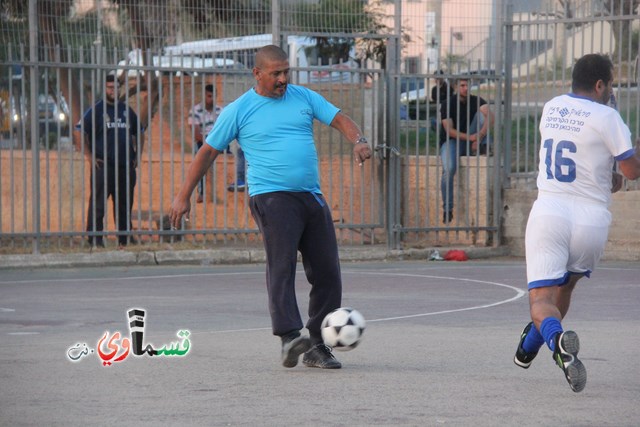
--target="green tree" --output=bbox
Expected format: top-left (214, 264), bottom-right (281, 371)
top-left (1, 0), bottom-right (164, 149)
top-left (182, 0), bottom-right (270, 38)
top-left (288, 0), bottom-right (398, 68)
top-left (599, 0), bottom-right (640, 59)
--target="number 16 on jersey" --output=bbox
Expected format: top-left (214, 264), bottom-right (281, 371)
top-left (543, 138), bottom-right (577, 183)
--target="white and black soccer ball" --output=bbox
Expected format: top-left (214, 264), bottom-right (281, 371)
top-left (320, 307), bottom-right (366, 351)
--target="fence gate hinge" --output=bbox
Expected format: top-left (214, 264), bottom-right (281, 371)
top-left (374, 144), bottom-right (400, 159)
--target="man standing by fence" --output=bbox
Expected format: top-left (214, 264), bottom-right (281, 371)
top-left (77, 74), bottom-right (143, 249)
top-left (189, 83), bottom-right (247, 198)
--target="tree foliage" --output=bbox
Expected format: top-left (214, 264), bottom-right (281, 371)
top-left (598, 0), bottom-right (640, 59)
top-left (1, 0), bottom-right (164, 147)
top-left (288, 0), bottom-right (399, 68)
top-left (181, 0), bottom-right (270, 38)
top-left (0, 0), bottom-right (27, 16)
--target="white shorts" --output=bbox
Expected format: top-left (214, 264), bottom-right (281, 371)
top-left (525, 194), bottom-right (611, 289)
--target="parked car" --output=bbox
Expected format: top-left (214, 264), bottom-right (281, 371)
top-left (0, 91), bottom-right (28, 141)
top-left (163, 34), bottom-right (360, 84)
top-left (1, 92), bottom-right (17, 139)
top-left (399, 77), bottom-right (438, 121)
top-left (399, 77), bottom-right (426, 103)
top-left (37, 93), bottom-right (70, 136)
top-left (0, 91), bottom-right (70, 146)
top-left (465, 69), bottom-right (504, 89)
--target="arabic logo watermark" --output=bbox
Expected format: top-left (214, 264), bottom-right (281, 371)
top-left (66, 308), bottom-right (191, 366)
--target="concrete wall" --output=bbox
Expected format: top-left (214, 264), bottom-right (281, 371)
top-left (3, 148), bottom-right (638, 260)
top-left (404, 155), bottom-right (494, 246)
top-left (502, 180), bottom-right (640, 261)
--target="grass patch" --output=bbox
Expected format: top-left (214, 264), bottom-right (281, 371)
top-left (399, 125), bottom-right (440, 156)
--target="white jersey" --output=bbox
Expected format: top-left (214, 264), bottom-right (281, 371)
top-left (188, 102), bottom-right (222, 138)
top-left (537, 93), bottom-right (634, 205)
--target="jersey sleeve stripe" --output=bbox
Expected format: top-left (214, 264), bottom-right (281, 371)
top-left (615, 148), bottom-right (635, 161)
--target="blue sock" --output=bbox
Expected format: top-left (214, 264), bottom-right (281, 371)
top-left (522, 323), bottom-right (545, 354)
top-left (540, 317), bottom-right (563, 351)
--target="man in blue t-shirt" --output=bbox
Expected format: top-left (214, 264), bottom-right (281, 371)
top-left (170, 45), bottom-right (372, 369)
top-left (77, 74), bottom-right (143, 248)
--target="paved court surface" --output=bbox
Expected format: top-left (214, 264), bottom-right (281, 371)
top-left (1, 259), bottom-right (639, 426)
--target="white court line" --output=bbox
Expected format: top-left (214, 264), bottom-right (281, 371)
top-left (1, 308), bottom-right (16, 312)
top-left (0, 262), bottom-right (531, 284)
top-left (351, 271), bottom-right (526, 322)
top-left (2, 263), bottom-right (639, 285)
top-left (194, 270), bottom-right (526, 334)
top-left (1, 270), bottom-right (526, 336)
top-left (8, 332), bottom-right (40, 335)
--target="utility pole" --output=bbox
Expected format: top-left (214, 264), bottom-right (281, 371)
top-left (272, 0), bottom-right (281, 47)
top-left (426, 0), bottom-right (442, 72)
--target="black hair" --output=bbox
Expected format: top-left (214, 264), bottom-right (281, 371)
top-left (572, 54), bottom-right (613, 93)
top-left (205, 84), bottom-right (214, 93)
top-left (106, 74), bottom-right (116, 83)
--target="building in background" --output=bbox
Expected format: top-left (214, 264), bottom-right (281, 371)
top-left (370, 0), bottom-right (633, 75)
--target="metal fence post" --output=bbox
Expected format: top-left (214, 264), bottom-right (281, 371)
top-left (503, 3), bottom-right (513, 187)
top-left (271, 0), bottom-right (280, 45)
top-left (385, 0), bottom-right (403, 250)
top-left (29, 0), bottom-right (40, 254)
top-left (491, 0), bottom-right (506, 248)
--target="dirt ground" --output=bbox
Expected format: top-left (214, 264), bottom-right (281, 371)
top-left (0, 111), bottom-right (381, 250)
top-left (1, 76), bottom-right (489, 251)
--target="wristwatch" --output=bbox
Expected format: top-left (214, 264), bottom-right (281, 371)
top-left (355, 137), bottom-right (368, 145)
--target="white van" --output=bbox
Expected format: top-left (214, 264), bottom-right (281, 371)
top-left (163, 33), bottom-right (359, 84)
top-left (117, 48), bottom-right (243, 78)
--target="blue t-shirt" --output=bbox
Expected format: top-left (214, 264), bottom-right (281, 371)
top-left (78, 100), bottom-right (140, 165)
top-left (206, 84), bottom-right (340, 196)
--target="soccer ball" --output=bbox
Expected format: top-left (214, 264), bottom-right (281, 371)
top-left (320, 307), bottom-right (366, 351)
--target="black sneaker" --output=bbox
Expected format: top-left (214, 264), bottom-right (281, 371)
top-left (443, 211), bottom-right (453, 223)
top-left (514, 322), bottom-right (539, 369)
top-left (553, 330), bottom-right (587, 393)
top-left (302, 344), bottom-right (342, 369)
top-left (281, 333), bottom-right (311, 368)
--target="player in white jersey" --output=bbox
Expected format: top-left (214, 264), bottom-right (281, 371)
top-left (513, 54), bottom-right (640, 392)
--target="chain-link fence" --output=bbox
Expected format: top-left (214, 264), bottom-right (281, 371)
top-left (1, 0), bottom-right (639, 253)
